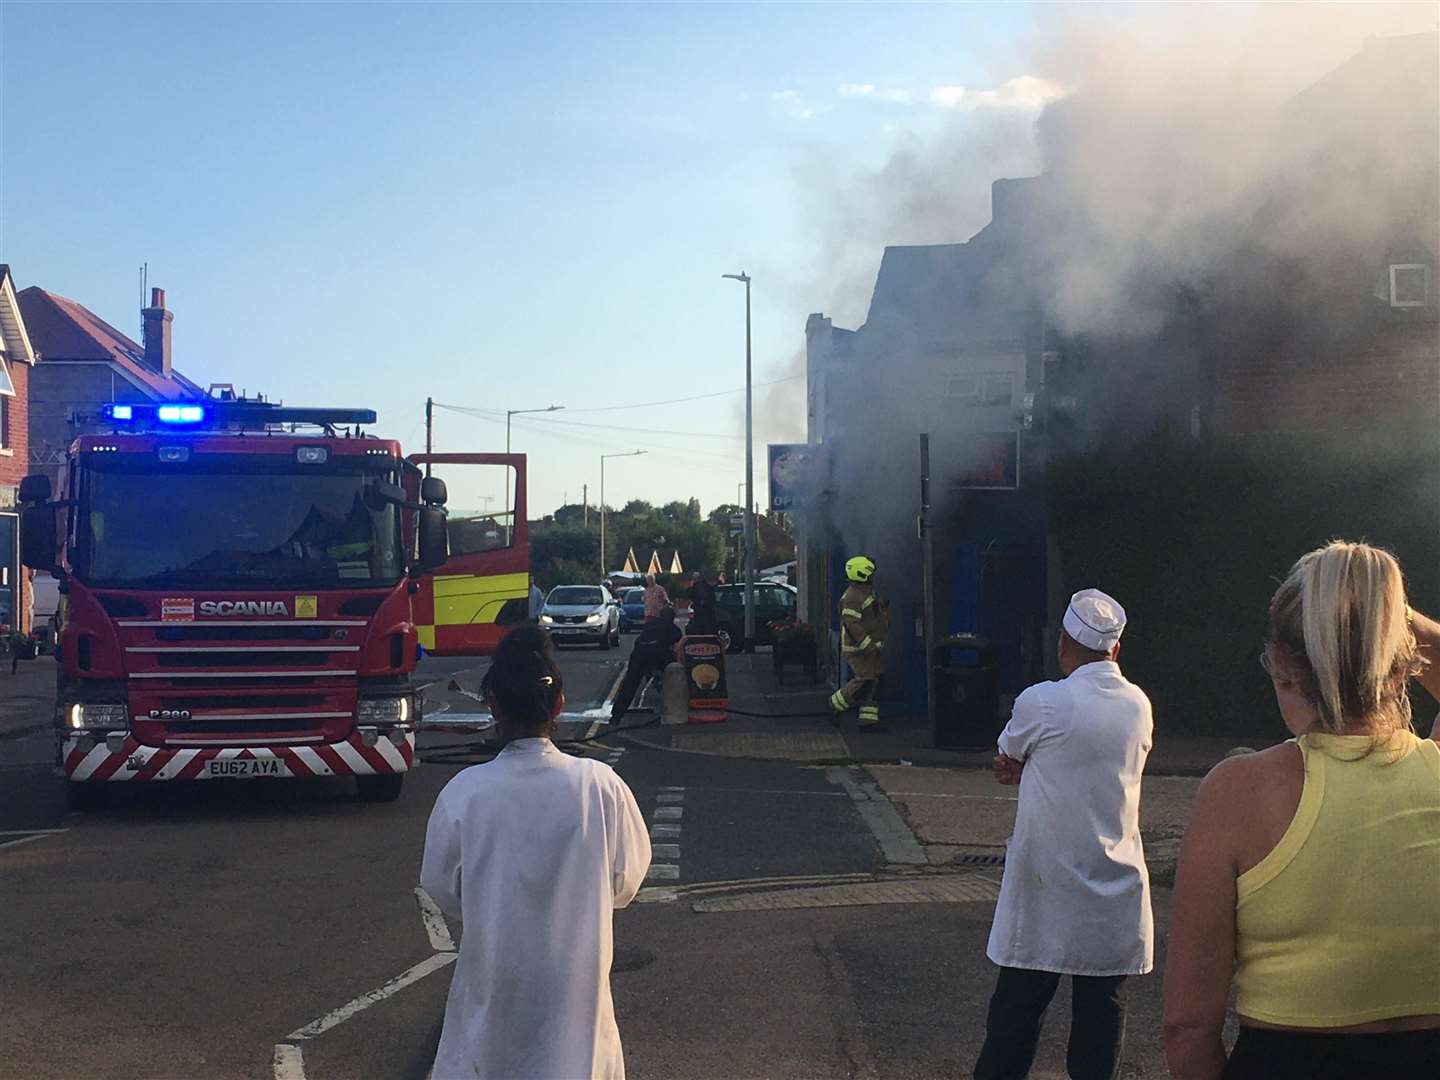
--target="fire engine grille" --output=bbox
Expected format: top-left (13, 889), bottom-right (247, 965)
top-left (153, 693), bottom-right (329, 711)
top-left (151, 651), bottom-right (339, 667)
top-left (163, 718), bottom-right (336, 736)
top-left (154, 626), bottom-right (337, 643)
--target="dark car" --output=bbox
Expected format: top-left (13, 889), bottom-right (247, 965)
top-left (713, 582), bottom-right (798, 652)
top-left (619, 587), bottom-right (647, 632)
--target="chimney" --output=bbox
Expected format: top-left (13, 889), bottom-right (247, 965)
top-left (142, 286), bottom-right (173, 377)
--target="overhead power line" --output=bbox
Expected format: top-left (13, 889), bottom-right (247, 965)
top-left (434, 402), bottom-right (744, 441)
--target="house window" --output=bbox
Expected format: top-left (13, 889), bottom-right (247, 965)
top-left (946, 373), bottom-right (1015, 406)
top-left (0, 390), bottom-right (9, 450)
top-left (1389, 264), bottom-right (1430, 308)
top-left (945, 376), bottom-right (979, 401)
top-left (982, 374), bottom-right (1013, 406)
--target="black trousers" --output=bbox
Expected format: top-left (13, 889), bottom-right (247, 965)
top-left (610, 656), bottom-right (664, 723)
top-left (1223, 1026), bottom-right (1440, 1079)
top-left (973, 967), bottom-right (1128, 1080)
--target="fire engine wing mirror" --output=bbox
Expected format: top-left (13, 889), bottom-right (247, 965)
top-left (415, 506), bottom-right (449, 572)
top-left (421, 476), bottom-right (447, 506)
top-left (18, 474), bottom-right (51, 504)
top-left (367, 481), bottom-right (408, 512)
top-left (20, 504), bottom-right (58, 572)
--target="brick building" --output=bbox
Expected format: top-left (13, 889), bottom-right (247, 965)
top-left (0, 265), bottom-right (39, 635)
top-left (17, 285), bottom-right (206, 490)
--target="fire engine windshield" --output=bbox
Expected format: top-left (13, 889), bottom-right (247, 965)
top-left (76, 465), bottom-right (404, 589)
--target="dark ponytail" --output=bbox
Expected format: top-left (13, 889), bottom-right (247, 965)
top-left (481, 625), bottom-right (564, 734)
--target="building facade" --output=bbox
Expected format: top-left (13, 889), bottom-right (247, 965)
top-left (0, 265), bottom-right (39, 635)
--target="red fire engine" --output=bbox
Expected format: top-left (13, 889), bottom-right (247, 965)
top-left (17, 402), bottom-right (529, 808)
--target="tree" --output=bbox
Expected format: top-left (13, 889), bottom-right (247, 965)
top-left (707, 503), bottom-right (744, 528)
top-left (621, 499), bottom-right (653, 516)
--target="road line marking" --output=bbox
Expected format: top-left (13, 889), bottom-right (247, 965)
top-left (657, 785), bottom-right (685, 792)
top-left (272, 1042), bottom-right (306, 1080)
top-left (0, 829), bottom-right (68, 835)
top-left (654, 805), bottom-right (683, 820)
top-left (287, 952), bottom-right (457, 1041)
top-left (650, 823), bottom-right (681, 838)
top-left (656, 792), bottom-right (684, 804)
top-left (645, 864), bottom-right (681, 881)
top-left (414, 887), bottom-right (456, 953)
top-left (0, 830), bottom-right (69, 852)
top-left (635, 887), bottom-right (678, 903)
top-left (651, 843), bottom-right (681, 859)
top-left (826, 767), bottom-right (927, 866)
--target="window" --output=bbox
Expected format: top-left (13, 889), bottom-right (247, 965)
top-left (1390, 264), bottom-right (1429, 308)
top-left (945, 372), bottom-right (1013, 406)
top-left (981, 373), bottom-right (1013, 406)
top-left (0, 393), bottom-right (8, 450)
top-left (944, 376), bottom-right (978, 401)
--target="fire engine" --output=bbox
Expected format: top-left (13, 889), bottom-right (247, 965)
top-left (17, 402), bottom-right (530, 808)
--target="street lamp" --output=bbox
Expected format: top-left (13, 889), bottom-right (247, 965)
top-left (506, 405), bottom-right (564, 528)
top-left (723, 271), bottom-right (756, 648)
top-left (600, 450), bottom-right (646, 578)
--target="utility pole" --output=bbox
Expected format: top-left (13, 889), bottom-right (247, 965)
top-left (723, 271), bottom-right (756, 649)
top-left (920, 434), bottom-right (936, 744)
top-left (583, 483), bottom-right (588, 527)
top-left (424, 397), bottom-right (433, 477)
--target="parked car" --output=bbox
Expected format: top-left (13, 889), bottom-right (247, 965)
top-left (713, 582), bottom-right (798, 652)
top-left (539, 584), bottom-right (622, 648)
top-left (618, 587), bottom-right (647, 632)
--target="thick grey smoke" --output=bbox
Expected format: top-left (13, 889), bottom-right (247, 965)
top-left (789, 3), bottom-right (1437, 621)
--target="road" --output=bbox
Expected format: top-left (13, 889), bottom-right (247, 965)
top-left (1, 643), bottom-right (1173, 1079)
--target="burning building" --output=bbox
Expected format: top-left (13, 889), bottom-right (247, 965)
top-left (797, 32), bottom-right (1438, 736)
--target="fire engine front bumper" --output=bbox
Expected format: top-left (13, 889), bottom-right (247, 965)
top-left (62, 730), bottom-right (416, 783)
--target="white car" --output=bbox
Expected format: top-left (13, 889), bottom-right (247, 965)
top-left (539, 585), bottom-right (622, 649)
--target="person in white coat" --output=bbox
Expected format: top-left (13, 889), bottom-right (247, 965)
top-left (421, 625), bottom-right (652, 1080)
top-left (974, 588), bottom-right (1154, 1080)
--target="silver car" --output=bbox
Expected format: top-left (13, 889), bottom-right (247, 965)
top-left (539, 585), bottom-right (622, 649)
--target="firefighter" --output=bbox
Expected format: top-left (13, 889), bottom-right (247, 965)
top-left (830, 554), bottom-right (889, 733)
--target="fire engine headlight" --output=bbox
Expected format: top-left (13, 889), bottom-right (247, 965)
top-left (356, 696), bottom-right (412, 725)
top-left (66, 703), bottom-right (130, 731)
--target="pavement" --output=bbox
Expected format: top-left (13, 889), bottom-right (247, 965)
top-left (619, 650), bottom-right (1283, 776)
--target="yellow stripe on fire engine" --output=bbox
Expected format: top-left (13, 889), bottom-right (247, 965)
top-left (433, 571), bottom-right (530, 627)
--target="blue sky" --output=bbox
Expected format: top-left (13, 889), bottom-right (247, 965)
top-left (1, 0), bottom-right (1049, 517)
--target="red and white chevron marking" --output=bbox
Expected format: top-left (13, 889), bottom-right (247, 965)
top-left (64, 732), bottom-right (415, 783)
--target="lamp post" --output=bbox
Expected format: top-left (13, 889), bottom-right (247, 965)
top-left (600, 450), bottom-right (646, 578)
top-left (722, 271), bottom-right (756, 649)
top-left (506, 405), bottom-right (564, 529)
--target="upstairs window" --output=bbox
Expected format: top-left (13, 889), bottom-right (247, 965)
top-left (1389, 264), bottom-right (1430, 308)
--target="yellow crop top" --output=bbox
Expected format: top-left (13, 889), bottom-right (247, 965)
top-left (1234, 730), bottom-right (1440, 1027)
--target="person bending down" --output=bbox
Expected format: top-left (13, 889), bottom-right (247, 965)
top-left (610, 606), bottom-right (683, 724)
top-left (421, 625), bottom-right (652, 1080)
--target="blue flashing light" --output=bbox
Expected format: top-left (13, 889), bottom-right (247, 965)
top-left (107, 404), bottom-right (134, 421)
top-left (157, 404), bottom-right (205, 424)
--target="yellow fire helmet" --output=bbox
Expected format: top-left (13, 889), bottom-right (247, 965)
top-left (845, 555), bottom-right (876, 583)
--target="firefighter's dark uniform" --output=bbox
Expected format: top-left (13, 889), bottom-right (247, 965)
top-left (831, 581), bottom-right (888, 728)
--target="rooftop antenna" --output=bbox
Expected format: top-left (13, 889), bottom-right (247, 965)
top-left (139, 263), bottom-right (148, 335)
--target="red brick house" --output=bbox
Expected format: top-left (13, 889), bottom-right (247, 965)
top-left (17, 285), bottom-right (207, 491)
top-left (0, 265), bottom-right (39, 635)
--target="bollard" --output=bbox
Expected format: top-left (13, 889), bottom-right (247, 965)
top-left (660, 662), bottom-right (689, 725)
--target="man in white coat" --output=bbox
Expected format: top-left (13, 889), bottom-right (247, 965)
top-left (422, 626), bottom-right (652, 1080)
top-left (973, 589), bottom-right (1153, 1080)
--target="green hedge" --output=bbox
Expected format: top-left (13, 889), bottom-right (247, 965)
top-left (1048, 420), bottom-right (1439, 737)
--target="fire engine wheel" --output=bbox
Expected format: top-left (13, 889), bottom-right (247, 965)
top-left (66, 782), bottom-right (109, 812)
top-left (356, 774), bottom-right (405, 803)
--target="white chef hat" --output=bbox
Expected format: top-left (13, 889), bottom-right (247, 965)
top-left (1063, 588), bottom-right (1127, 651)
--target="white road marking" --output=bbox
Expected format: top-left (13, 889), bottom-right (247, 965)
top-left (656, 792), bottom-right (685, 804)
top-left (272, 1042), bottom-right (306, 1080)
top-left (826, 767), bottom-right (927, 866)
top-left (655, 805), bottom-right (683, 820)
top-left (645, 864), bottom-right (681, 881)
top-left (414, 887), bottom-right (456, 952)
top-left (650, 823), bottom-right (681, 838)
top-left (0, 829), bottom-right (69, 852)
top-left (287, 952), bottom-right (457, 1041)
top-left (651, 843), bottom-right (681, 859)
top-left (635, 887), bottom-right (678, 903)
top-left (657, 785), bottom-right (684, 792)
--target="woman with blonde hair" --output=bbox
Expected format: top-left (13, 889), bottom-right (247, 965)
top-left (1164, 541), bottom-right (1440, 1078)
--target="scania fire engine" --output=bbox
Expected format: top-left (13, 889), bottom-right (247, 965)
top-left (17, 402), bottom-right (529, 809)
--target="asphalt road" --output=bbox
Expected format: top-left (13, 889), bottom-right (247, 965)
top-left (1, 640), bottom-right (1173, 1079)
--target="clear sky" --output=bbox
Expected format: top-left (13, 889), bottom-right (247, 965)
top-left (1, 0), bottom-right (1049, 517)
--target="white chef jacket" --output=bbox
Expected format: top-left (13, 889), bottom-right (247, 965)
top-left (987, 660), bottom-right (1154, 976)
top-left (421, 738), bottom-right (652, 1080)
